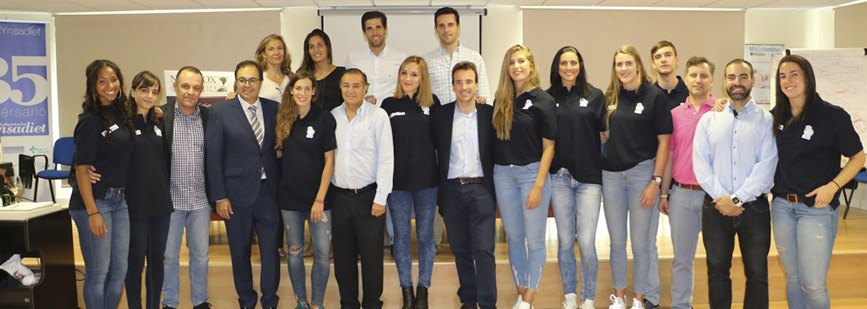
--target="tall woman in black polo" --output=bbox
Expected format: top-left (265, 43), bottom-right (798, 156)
top-left (546, 46), bottom-right (606, 308)
top-left (380, 56), bottom-right (439, 308)
top-left (770, 55), bottom-right (864, 309)
top-left (600, 45), bottom-right (671, 308)
top-left (275, 72), bottom-right (336, 309)
top-left (123, 71), bottom-right (174, 309)
top-left (298, 29), bottom-right (346, 112)
top-left (492, 45), bottom-right (557, 309)
top-left (69, 59), bottom-right (134, 309)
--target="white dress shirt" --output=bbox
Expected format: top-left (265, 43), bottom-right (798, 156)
top-left (425, 43), bottom-right (490, 104)
top-left (345, 45), bottom-right (406, 107)
top-left (331, 102), bottom-right (394, 205)
top-left (692, 99), bottom-right (778, 202)
top-left (448, 105), bottom-right (484, 179)
top-left (259, 74), bottom-right (289, 103)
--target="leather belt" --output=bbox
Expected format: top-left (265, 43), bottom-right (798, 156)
top-left (783, 194), bottom-right (803, 204)
top-left (333, 183), bottom-right (376, 195)
top-left (449, 177), bottom-right (484, 185)
top-left (674, 181), bottom-right (703, 191)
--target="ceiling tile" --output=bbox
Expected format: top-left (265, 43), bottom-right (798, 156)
top-left (649, 0), bottom-right (723, 7)
top-left (65, 0), bottom-right (150, 11)
top-left (537, 0), bottom-right (605, 6)
top-left (430, 0), bottom-right (490, 5)
top-left (254, 0), bottom-right (317, 7)
top-left (314, 0), bottom-right (374, 7)
top-left (130, 0), bottom-right (207, 10)
top-left (191, 0), bottom-right (264, 8)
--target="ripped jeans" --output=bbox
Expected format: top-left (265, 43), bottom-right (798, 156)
top-left (281, 209), bottom-right (332, 307)
top-left (771, 197), bottom-right (838, 309)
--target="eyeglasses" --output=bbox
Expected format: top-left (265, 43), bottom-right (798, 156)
top-left (237, 78), bottom-right (260, 85)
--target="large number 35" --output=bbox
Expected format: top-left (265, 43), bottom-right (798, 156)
top-left (0, 56), bottom-right (49, 106)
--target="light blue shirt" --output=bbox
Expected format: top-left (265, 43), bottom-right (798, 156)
top-left (331, 102), bottom-right (395, 205)
top-left (447, 105), bottom-right (484, 179)
top-left (692, 100), bottom-right (778, 202)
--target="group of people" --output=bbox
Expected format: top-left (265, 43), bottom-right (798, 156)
top-left (66, 6), bottom-right (863, 309)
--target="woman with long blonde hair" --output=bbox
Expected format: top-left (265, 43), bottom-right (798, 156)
top-left (380, 55), bottom-right (440, 309)
top-left (275, 72), bottom-right (336, 309)
top-left (600, 45), bottom-right (671, 309)
top-left (254, 34), bottom-right (296, 102)
top-left (492, 45), bottom-right (558, 309)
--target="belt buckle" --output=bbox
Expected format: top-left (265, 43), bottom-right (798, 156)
top-left (459, 178), bottom-right (468, 185)
top-left (786, 194), bottom-right (799, 203)
top-left (351, 188), bottom-right (360, 194)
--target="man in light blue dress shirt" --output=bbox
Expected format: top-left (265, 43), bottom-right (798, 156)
top-left (692, 59), bottom-right (778, 309)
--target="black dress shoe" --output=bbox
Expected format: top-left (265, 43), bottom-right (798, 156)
top-left (192, 302), bottom-right (212, 309)
top-left (401, 286), bottom-right (415, 309)
top-left (460, 304), bottom-right (477, 309)
top-left (643, 299), bottom-right (659, 309)
top-left (415, 286), bottom-right (428, 309)
top-left (162, 306), bottom-right (176, 309)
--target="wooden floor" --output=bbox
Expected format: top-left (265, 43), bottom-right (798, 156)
top-left (67, 206), bottom-right (867, 308)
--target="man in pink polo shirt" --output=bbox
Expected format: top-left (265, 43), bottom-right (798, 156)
top-left (658, 56), bottom-right (716, 309)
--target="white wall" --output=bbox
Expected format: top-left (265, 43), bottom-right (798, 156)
top-left (745, 8), bottom-right (834, 49)
top-left (281, 7), bottom-right (320, 72)
top-left (481, 5), bottom-right (522, 95)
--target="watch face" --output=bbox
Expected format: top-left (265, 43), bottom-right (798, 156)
top-left (733, 197), bottom-right (741, 204)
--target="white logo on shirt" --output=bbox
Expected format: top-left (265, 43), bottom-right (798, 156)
top-left (306, 126), bottom-right (315, 139)
top-left (422, 106), bottom-right (430, 115)
top-left (634, 102), bottom-right (645, 114)
top-left (523, 99), bottom-right (533, 110)
top-left (802, 125), bottom-right (814, 140)
top-left (389, 111), bottom-right (406, 118)
top-left (579, 98), bottom-right (589, 107)
top-left (134, 130), bottom-right (142, 136)
top-left (102, 123), bottom-right (120, 137)
top-left (154, 127), bottom-right (162, 137)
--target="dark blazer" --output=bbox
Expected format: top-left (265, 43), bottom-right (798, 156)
top-left (432, 102), bottom-right (496, 203)
top-left (160, 102), bottom-right (212, 204)
top-left (205, 97), bottom-right (281, 208)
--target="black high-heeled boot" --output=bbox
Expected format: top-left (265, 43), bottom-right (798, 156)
top-left (415, 286), bottom-right (429, 309)
top-left (401, 286), bottom-right (415, 309)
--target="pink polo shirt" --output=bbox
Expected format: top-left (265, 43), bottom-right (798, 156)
top-left (670, 95), bottom-right (715, 185)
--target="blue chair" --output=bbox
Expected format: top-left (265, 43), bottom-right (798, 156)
top-left (34, 137), bottom-right (75, 203)
top-left (840, 169), bottom-right (867, 219)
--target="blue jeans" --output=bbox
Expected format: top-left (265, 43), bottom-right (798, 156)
top-left (70, 187), bottom-right (130, 309)
top-left (772, 197), bottom-right (838, 309)
top-left (387, 187), bottom-right (438, 288)
top-left (667, 185), bottom-right (704, 309)
top-left (602, 159), bottom-right (659, 295)
top-left (494, 162), bottom-right (552, 290)
top-left (550, 168), bottom-right (602, 300)
top-left (162, 206), bottom-right (211, 307)
top-left (282, 209), bottom-right (332, 307)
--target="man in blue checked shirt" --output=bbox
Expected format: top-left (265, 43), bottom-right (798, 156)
top-left (692, 58), bottom-right (778, 309)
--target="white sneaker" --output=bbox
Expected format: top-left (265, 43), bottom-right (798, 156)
top-left (562, 293), bottom-right (578, 309)
top-left (581, 299), bottom-right (595, 309)
top-left (608, 295), bottom-right (625, 309)
top-left (512, 295), bottom-right (524, 309)
top-left (517, 301), bottom-right (532, 309)
top-left (0, 254), bottom-right (36, 286)
top-left (629, 298), bottom-right (644, 309)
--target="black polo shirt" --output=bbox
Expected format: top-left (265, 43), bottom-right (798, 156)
top-left (655, 76), bottom-right (689, 110)
top-left (69, 104), bottom-right (134, 210)
top-left (315, 66), bottom-right (346, 113)
top-left (381, 94), bottom-right (440, 191)
top-left (495, 87), bottom-right (558, 166)
top-left (126, 115), bottom-right (173, 219)
top-left (602, 82), bottom-right (673, 172)
top-left (772, 96), bottom-right (863, 208)
top-left (278, 107), bottom-right (338, 211)
top-left (549, 86), bottom-right (606, 184)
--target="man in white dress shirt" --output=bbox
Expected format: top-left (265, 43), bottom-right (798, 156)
top-left (344, 10), bottom-right (406, 107)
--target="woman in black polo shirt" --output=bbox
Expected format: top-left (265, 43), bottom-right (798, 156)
top-left (123, 71), bottom-right (174, 309)
top-left (771, 55), bottom-right (864, 309)
top-left (492, 45), bottom-right (557, 309)
top-left (69, 59), bottom-right (134, 309)
top-left (297, 29), bottom-right (346, 112)
top-left (275, 72), bottom-right (336, 309)
top-left (546, 46), bottom-right (606, 309)
top-left (380, 56), bottom-right (440, 308)
top-left (600, 45), bottom-right (672, 309)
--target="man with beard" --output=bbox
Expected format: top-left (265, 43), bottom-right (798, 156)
top-left (692, 59), bottom-right (777, 309)
top-left (345, 10), bottom-right (407, 107)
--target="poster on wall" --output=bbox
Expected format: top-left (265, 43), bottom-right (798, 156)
top-left (744, 44), bottom-right (785, 108)
top-left (0, 21), bottom-right (53, 164)
top-left (163, 70), bottom-right (234, 107)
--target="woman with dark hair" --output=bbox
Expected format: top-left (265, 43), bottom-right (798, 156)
top-left (771, 54), bottom-right (864, 309)
top-left (123, 71), bottom-right (174, 309)
top-left (600, 45), bottom-right (671, 309)
top-left (69, 59), bottom-right (134, 309)
top-left (255, 34), bottom-right (296, 102)
top-left (546, 46), bottom-right (605, 309)
top-left (299, 29), bottom-right (346, 112)
top-left (380, 56), bottom-right (440, 309)
top-left (492, 44), bottom-right (557, 309)
top-left (275, 72), bottom-right (336, 309)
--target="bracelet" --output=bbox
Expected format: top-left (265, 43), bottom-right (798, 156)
top-left (314, 199), bottom-right (325, 204)
top-left (87, 212), bottom-right (100, 217)
top-left (831, 180), bottom-right (841, 189)
top-left (660, 194), bottom-right (669, 199)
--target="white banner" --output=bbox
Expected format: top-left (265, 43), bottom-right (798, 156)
top-left (163, 70), bottom-right (234, 107)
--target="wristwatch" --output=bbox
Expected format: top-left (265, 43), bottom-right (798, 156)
top-left (652, 176), bottom-right (662, 186)
top-left (731, 194), bottom-right (744, 207)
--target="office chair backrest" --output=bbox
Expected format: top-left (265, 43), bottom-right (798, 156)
top-left (53, 137), bottom-right (75, 166)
